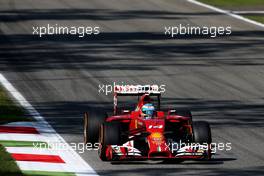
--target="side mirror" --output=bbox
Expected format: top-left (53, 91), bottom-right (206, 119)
top-left (121, 110), bottom-right (130, 114)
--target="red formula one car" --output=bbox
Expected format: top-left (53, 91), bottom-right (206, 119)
top-left (84, 88), bottom-right (212, 162)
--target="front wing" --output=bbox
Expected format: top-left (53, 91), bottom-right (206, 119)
top-left (108, 140), bottom-right (212, 160)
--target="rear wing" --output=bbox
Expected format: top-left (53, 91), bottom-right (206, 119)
top-left (113, 85), bottom-right (161, 115)
top-left (114, 85), bottom-right (161, 95)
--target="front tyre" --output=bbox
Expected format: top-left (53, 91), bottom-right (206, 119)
top-left (99, 122), bottom-right (121, 161)
top-left (192, 121), bottom-right (212, 144)
top-left (192, 121), bottom-right (212, 159)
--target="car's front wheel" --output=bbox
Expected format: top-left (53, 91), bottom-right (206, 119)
top-left (192, 121), bottom-right (212, 144)
top-left (99, 122), bottom-right (122, 161)
top-left (192, 121), bottom-right (212, 159)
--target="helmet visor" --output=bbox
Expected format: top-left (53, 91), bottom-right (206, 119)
top-left (142, 104), bottom-right (155, 116)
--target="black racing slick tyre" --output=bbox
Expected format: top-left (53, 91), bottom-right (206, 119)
top-left (192, 121), bottom-right (212, 144)
top-left (83, 112), bottom-right (106, 144)
top-left (99, 122), bottom-right (122, 161)
top-left (100, 122), bottom-right (122, 146)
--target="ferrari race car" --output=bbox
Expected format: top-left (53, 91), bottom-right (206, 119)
top-left (83, 87), bottom-right (212, 161)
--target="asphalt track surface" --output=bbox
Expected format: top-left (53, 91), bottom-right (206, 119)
top-left (0, 0), bottom-right (264, 175)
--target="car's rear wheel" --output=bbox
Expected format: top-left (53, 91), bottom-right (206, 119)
top-left (83, 111), bottom-right (106, 144)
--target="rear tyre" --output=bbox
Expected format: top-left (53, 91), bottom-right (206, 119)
top-left (83, 111), bottom-right (106, 144)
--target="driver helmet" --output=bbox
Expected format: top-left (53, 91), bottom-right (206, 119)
top-left (142, 103), bottom-right (155, 118)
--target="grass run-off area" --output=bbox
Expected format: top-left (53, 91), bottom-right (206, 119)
top-left (0, 85), bottom-right (32, 175)
top-left (246, 15), bottom-right (264, 23)
top-left (0, 144), bottom-right (23, 176)
top-left (198, 0), bottom-right (264, 24)
top-left (199, 0), bottom-right (264, 7)
top-left (0, 86), bottom-right (31, 124)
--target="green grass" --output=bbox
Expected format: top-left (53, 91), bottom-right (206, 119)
top-left (0, 140), bottom-right (50, 148)
top-left (0, 145), bottom-right (23, 176)
top-left (199, 0), bottom-right (264, 7)
top-left (198, 0), bottom-right (264, 24)
top-left (0, 85), bottom-right (33, 175)
top-left (245, 15), bottom-right (264, 23)
top-left (0, 86), bottom-right (32, 124)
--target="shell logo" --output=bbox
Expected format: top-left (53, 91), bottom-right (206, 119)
top-left (150, 132), bottom-right (164, 144)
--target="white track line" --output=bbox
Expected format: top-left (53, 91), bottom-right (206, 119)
top-left (6, 146), bottom-right (91, 171)
top-left (0, 73), bottom-right (98, 176)
top-left (0, 133), bottom-right (47, 142)
top-left (6, 147), bottom-right (59, 155)
top-left (232, 11), bottom-right (264, 14)
top-left (18, 161), bottom-right (99, 174)
top-left (16, 161), bottom-right (75, 172)
top-left (188, 0), bottom-right (264, 28)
